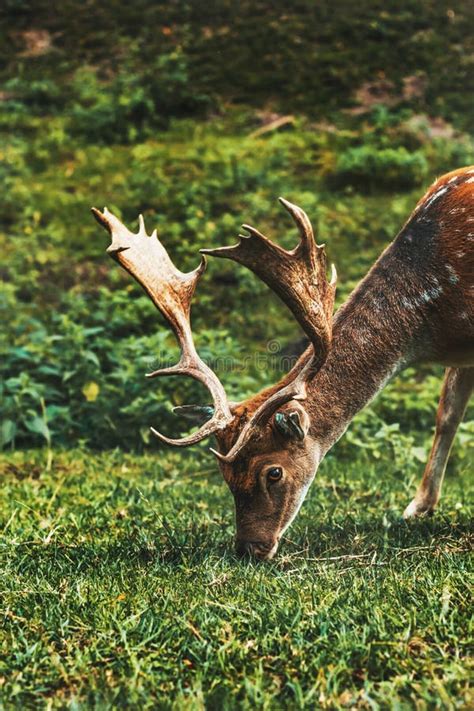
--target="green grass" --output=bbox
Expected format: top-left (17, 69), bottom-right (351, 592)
top-left (0, 447), bottom-right (472, 708)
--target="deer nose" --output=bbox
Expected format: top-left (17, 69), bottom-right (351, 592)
top-left (235, 539), bottom-right (278, 560)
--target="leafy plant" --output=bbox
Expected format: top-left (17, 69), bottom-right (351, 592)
top-left (69, 50), bottom-right (212, 143)
top-left (329, 145), bottom-right (428, 190)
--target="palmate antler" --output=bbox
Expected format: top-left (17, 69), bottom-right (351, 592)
top-left (201, 198), bottom-right (337, 462)
top-left (203, 199), bottom-right (336, 373)
top-left (91, 208), bottom-right (233, 445)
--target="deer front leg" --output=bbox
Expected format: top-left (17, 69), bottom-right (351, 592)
top-left (404, 367), bottom-right (474, 519)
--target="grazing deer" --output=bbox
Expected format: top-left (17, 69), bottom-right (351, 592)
top-left (92, 166), bottom-right (474, 560)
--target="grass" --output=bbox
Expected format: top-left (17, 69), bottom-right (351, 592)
top-left (0, 446), bottom-right (472, 708)
top-left (3, 1), bottom-right (474, 129)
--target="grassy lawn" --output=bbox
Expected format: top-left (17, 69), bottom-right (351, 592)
top-left (0, 447), bottom-right (471, 708)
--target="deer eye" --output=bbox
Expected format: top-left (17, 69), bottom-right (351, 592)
top-left (267, 466), bottom-right (283, 483)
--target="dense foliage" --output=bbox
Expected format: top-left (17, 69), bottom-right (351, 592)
top-left (2, 108), bottom-right (473, 451)
top-left (1, 1), bottom-right (473, 453)
top-left (2, 0), bottom-right (474, 129)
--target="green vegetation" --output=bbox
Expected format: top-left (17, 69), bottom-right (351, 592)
top-left (1, 1), bottom-right (473, 707)
top-left (2, 112), bottom-right (473, 451)
top-left (1, 449), bottom-right (472, 708)
top-left (2, 1), bottom-right (474, 129)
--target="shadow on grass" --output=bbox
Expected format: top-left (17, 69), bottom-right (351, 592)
top-left (283, 513), bottom-right (473, 561)
top-left (4, 513), bottom-right (472, 580)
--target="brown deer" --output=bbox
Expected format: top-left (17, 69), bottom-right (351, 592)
top-left (92, 166), bottom-right (474, 560)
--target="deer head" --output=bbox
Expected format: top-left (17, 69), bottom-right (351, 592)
top-left (92, 199), bottom-right (336, 560)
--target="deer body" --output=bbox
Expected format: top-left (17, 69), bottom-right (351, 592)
top-left (308, 166), bottom-right (474, 451)
top-left (93, 166), bottom-right (474, 560)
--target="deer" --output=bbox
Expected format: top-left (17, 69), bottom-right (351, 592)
top-left (92, 165), bottom-right (474, 560)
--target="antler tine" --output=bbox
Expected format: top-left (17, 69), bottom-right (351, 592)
top-left (200, 221), bottom-right (287, 265)
top-left (201, 198), bottom-right (337, 373)
top-left (279, 197), bottom-right (337, 311)
top-left (92, 207), bottom-right (233, 446)
top-left (278, 197), bottom-right (315, 252)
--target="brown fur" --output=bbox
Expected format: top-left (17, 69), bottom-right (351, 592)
top-left (97, 167), bottom-right (474, 560)
top-left (216, 167), bottom-right (474, 558)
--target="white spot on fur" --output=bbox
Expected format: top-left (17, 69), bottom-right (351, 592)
top-left (445, 264), bottom-right (459, 284)
top-left (420, 286), bottom-right (443, 302)
top-left (401, 280), bottom-right (443, 310)
top-left (466, 176), bottom-right (474, 183)
top-left (401, 296), bottom-right (416, 310)
top-left (423, 187), bottom-right (449, 212)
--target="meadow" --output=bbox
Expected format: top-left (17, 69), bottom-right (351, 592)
top-left (0, 447), bottom-right (471, 708)
top-left (1, 1), bottom-right (473, 707)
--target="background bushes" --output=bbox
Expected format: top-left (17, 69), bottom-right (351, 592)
top-left (1, 1), bottom-right (473, 454)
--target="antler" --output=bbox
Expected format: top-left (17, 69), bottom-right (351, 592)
top-left (201, 198), bottom-right (336, 373)
top-left (91, 207), bottom-right (233, 445)
top-left (202, 198), bottom-right (337, 463)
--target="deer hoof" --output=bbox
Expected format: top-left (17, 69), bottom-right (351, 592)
top-left (403, 498), bottom-right (436, 520)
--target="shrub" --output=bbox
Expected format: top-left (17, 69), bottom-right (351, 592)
top-left (329, 145), bottom-right (429, 190)
top-left (69, 50), bottom-right (212, 143)
top-left (0, 282), bottom-right (260, 451)
top-left (1, 107), bottom-right (471, 452)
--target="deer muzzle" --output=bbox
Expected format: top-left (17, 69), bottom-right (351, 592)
top-left (235, 537), bottom-right (279, 561)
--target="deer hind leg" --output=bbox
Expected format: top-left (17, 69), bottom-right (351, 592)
top-left (403, 367), bottom-right (474, 519)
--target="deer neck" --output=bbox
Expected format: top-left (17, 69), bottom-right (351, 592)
top-left (306, 250), bottom-right (420, 452)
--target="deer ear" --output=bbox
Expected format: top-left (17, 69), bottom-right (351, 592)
top-left (274, 410), bottom-right (308, 441)
top-left (173, 405), bottom-right (215, 425)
